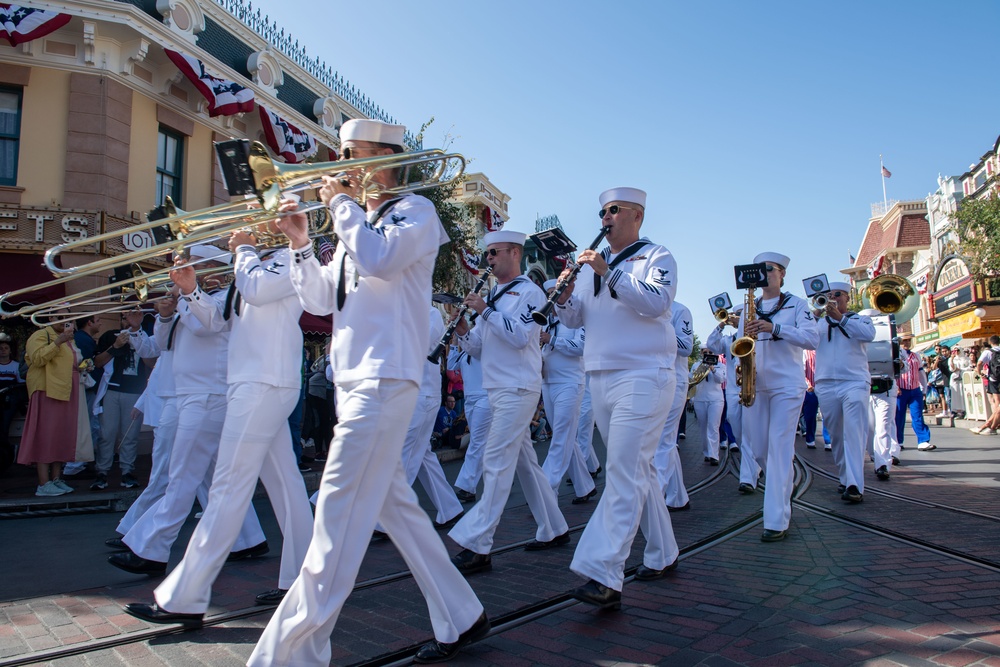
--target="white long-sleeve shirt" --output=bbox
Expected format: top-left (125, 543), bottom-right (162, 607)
top-left (672, 301), bottom-right (693, 369)
top-left (735, 292), bottom-right (819, 393)
top-left (184, 247), bottom-right (304, 390)
top-left (448, 345), bottom-right (485, 396)
top-left (541, 320), bottom-right (584, 385)
top-left (814, 312), bottom-right (877, 384)
top-left (706, 325), bottom-right (740, 396)
top-left (557, 238), bottom-right (677, 372)
top-left (156, 289), bottom-right (229, 396)
top-left (289, 192), bottom-right (449, 385)
top-left (691, 363), bottom-right (725, 402)
top-left (458, 274), bottom-right (544, 391)
top-left (421, 306), bottom-right (446, 398)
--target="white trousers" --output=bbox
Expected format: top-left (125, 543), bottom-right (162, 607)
top-left (949, 376), bottom-right (965, 413)
top-left (727, 391), bottom-right (744, 444)
top-left (817, 380), bottom-right (870, 493)
top-left (155, 383), bottom-right (313, 613)
top-left (399, 394), bottom-right (463, 525)
top-left (123, 393), bottom-right (264, 562)
top-left (247, 378), bottom-right (484, 667)
top-left (117, 398), bottom-right (180, 536)
top-left (693, 399), bottom-right (724, 460)
top-left (448, 387), bottom-right (568, 554)
top-left (541, 382), bottom-right (594, 497)
top-left (744, 387), bottom-right (803, 532)
top-left (870, 384), bottom-right (898, 471)
top-left (732, 391), bottom-right (760, 485)
top-left (654, 367), bottom-right (688, 507)
top-left (576, 378), bottom-right (600, 473)
top-left (571, 368), bottom-right (678, 591)
top-left (454, 391), bottom-right (491, 495)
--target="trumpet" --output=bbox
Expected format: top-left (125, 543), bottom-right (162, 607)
top-left (809, 293), bottom-right (830, 316)
top-left (531, 226), bottom-right (610, 326)
top-left (714, 308), bottom-right (730, 323)
top-left (427, 266), bottom-right (493, 364)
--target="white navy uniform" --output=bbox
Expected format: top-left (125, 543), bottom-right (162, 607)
top-left (249, 192), bottom-right (484, 666)
top-left (540, 320), bottom-right (595, 498)
top-left (393, 306), bottom-right (463, 525)
top-left (815, 310), bottom-right (876, 494)
top-left (690, 362), bottom-right (725, 461)
top-left (449, 346), bottom-right (492, 496)
top-left (576, 376), bottom-right (600, 473)
top-left (866, 314), bottom-right (899, 472)
top-left (155, 247), bottom-right (315, 614)
top-left (738, 292), bottom-right (819, 532)
top-left (123, 290), bottom-right (265, 563)
top-left (706, 320), bottom-right (757, 483)
top-left (558, 237), bottom-right (679, 591)
top-left (449, 275), bottom-right (568, 554)
top-left (654, 301), bottom-right (693, 507)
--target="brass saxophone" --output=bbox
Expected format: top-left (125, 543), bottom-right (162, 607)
top-left (731, 287), bottom-right (757, 407)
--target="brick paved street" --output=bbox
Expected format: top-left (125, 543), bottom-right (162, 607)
top-left (2, 410), bottom-right (999, 666)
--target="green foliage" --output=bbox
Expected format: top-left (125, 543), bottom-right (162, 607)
top-left (689, 333), bottom-right (702, 370)
top-left (955, 192), bottom-right (1000, 278)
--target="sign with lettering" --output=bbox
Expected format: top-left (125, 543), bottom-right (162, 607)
top-left (938, 311), bottom-right (982, 338)
top-left (935, 257), bottom-right (970, 292)
top-left (933, 285), bottom-right (973, 317)
top-left (122, 230), bottom-right (153, 252)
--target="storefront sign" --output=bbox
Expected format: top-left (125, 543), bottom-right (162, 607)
top-left (938, 311), bottom-right (982, 338)
top-left (915, 330), bottom-right (940, 345)
top-left (933, 284), bottom-right (974, 317)
top-left (935, 257), bottom-right (970, 291)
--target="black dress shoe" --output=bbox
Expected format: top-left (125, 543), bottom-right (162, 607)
top-left (841, 485), bottom-right (863, 503)
top-left (634, 559), bottom-right (678, 581)
top-left (455, 488), bottom-right (476, 504)
top-left (104, 536), bottom-right (128, 551)
top-left (837, 484), bottom-right (846, 494)
top-left (708, 458), bottom-right (719, 466)
top-left (255, 588), bottom-right (287, 606)
top-left (413, 612), bottom-right (490, 663)
top-left (704, 456), bottom-right (711, 462)
top-left (761, 529), bottom-right (787, 542)
top-left (123, 602), bottom-right (203, 628)
top-left (571, 579), bottom-right (621, 610)
top-left (435, 511), bottom-right (464, 530)
top-left (571, 488), bottom-right (597, 505)
top-left (451, 549), bottom-right (492, 574)
top-left (738, 483), bottom-right (755, 495)
top-left (875, 466), bottom-right (890, 481)
top-left (667, 501), bottom-right (690, 513)
top-left (590, 465), bottom-right (602, 479)
top-left (108, 552), bottom-right (167, 575)
top-left (227, 541), bottom-right (269, 562)
top-left (524, 531), bottom-right (571, 551)
top-left (892, 456), bottom-right (901, 466)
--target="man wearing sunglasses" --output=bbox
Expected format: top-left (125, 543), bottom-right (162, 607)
top-left (449, 229), bottom-right (569, 574)
top-left (813, 282), bottom-right (876, 503)
top-left (739, 252), bottom-right (819, 542)
top-left (554, 187), bottom-right (680, 610)
top-left (246, 119), bottom-right (488, 666)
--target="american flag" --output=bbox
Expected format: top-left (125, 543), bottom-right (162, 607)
top-left (0, 4), bottom-right (71, 47)
top-left (881, 166), bottom-right (892, 179)
top-left (316, 236), bottom-right (335, 265)
top-left (164, 49), bottom-right (255, 117)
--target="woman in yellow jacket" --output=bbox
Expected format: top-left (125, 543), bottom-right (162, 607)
top-left (18, 321), bottom-right (88, 496)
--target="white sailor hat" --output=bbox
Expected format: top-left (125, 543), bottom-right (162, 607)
top-left (187, 244), bottom-right (232, 266)
top-left (599, 187), bottom-right (647, 208)
top-left (340, 119), bottom-right (406, 147)
top-left (828, 281), bottom-right (852, 293)
top-left (753, 251), bottom-right (790, 269)
top-left (543, 279), bottom-right (558, 291)
top-left (483, 229), bottom-right (526, 247)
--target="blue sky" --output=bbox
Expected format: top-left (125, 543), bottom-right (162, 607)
top-left (249, 0), bottom-right (1000, 339)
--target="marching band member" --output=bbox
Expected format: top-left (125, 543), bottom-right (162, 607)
top-left (449, 343), bottom-right (491, 504)
top-left (654, 300), bottom-right (693, 510)
top-left (449, 230), bottom-right (569, 573)
top-left (539, 279), bottom-right (597, 504)
top-left (248, 119), bottom-right (487, 666)
top-left (124, 221), bottom-right (316, 626)
top-left (863, 309), bottom-right (898, 481)
top-left (556, 187), bottom-right (679, 610)
top-left (813, 282), bottom-right (876, 503)
top-left (110, 246), bottom-right (267, 576)
top-left (576, 376), bottom-right (601, 475)
top-left (738, 252), bottom-right (818, 542)
top-left (707, 306), bottom-right (759, 489)
top-left (690, 348), bottom-right (726, 465)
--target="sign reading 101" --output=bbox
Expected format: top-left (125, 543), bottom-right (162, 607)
top-left (122, 230), bottom-right (153, 251)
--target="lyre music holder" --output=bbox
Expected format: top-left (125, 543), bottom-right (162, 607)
top-left (528, 227), bottom-right (577, 257)
top-left (734, 263), bottom-right (769, 290)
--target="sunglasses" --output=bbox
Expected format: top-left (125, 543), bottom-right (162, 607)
top-left (598, 204), bottom-right (636, 219)
top-left (830, 291), bottom-right (845, 298)
top-left (486, 247), bottom-right (513, 257)
top-left (765, 264), bottom-right (784, 273)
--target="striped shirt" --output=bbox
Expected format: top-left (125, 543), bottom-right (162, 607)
top-left (803, 349), bottom-right (815, 387)
top-left (898, 350), bottom-right (922, 390)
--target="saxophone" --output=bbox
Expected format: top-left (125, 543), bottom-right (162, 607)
top-left (730, 287), bottom-right (757, 407)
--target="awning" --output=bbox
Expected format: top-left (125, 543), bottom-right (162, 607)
top-left (299, 312), bottom-right (332, 336)
top-left (0, 252), bottom-right (64, 310)
top-left (918, 335), bottom-right (962, 355)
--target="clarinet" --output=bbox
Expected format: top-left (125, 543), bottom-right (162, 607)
top-left (531, 226), bottom-right (610, 325)
top-left (427, 266), bottom-right (494, 364)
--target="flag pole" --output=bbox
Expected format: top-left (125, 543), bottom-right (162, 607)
top-left (880, 154), bottom-right (888, 209)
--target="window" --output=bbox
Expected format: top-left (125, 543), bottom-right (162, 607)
top-left (0, 87), bottom-right (21, 187)
top-left (156, 126), bottom-right (184, 206)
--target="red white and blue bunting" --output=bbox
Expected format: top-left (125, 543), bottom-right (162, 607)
top-left (164, 49), bottom-right (255, 117)
top-left (259, 105), bottom-right (319, 164)
top-left (0, 4), bottom-right (71, 47)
